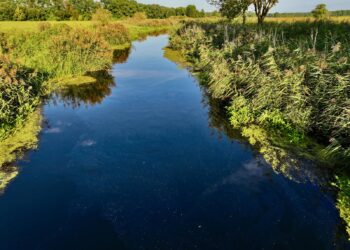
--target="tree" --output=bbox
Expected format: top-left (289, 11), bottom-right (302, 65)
top-left (92, 8), bottom-right (112, 25)
top-left (209, 0), bottom-right (252, 24)
top-left (102, 0), bottom-right (139, 18)
top-left (312, 4), bottom-right (329, 21)
top-left (69, 0), bottom-right (96, 20)
top-left (13, 6), bottom-right (27, 21)
top-left (253, 0), bottom-right (278, 24)
top-left (186, 5), bottom-right (198, 17)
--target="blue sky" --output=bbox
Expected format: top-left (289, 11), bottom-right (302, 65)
top-left (137, 0), bottom-right (350, 12)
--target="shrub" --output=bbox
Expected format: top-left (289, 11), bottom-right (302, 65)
top-left (92, 8), bottom-right (113, 26)
top-left (0, 56), bottom-right (46, 139)
top-left (7, 25), bottom-right (113, 78)
top-left (95, 23), bottom-right (130, 47)
top-left (171, 21), bottom-right (350, 161)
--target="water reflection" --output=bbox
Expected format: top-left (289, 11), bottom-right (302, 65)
top-left (0, 166), bottom-right (18, 194)
top-left (204, 92), bottom-right (332, 185)
top-left (56, 71), bottom-right (116, 108)
top-left (136, 29), bottom-right (169, 43)
top-left (113, 47), bottom-right (131, 64)
top-left (201, 78), bottom-right (350, 243)
top-left (0, 110), bottom-right (42, 194)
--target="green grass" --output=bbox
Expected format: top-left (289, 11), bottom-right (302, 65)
top-left (0, 20), bottom-right (177, 34)
top-left (0, 21), bottom-right (92, 33)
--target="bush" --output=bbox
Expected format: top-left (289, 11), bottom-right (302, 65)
top-left (92, 8), bottom-right (113, 25)
top-left (0, 56), bottom-right (46, 139)
top-left (132, 12), bottom-right (147, 20)
top-left (6, 25), bottom-right (113, 78)
top-left (95, 23), bottom-right (130, 47)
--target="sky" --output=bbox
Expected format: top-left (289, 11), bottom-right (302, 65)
top-left (137, 0), bottom-right (350, 12)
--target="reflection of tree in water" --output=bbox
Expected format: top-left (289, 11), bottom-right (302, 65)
top-left (136, 29), bottom-right (168, 42)
top-left (0, 166), bottom-right (18, 194)
top-left (0, 110), bottom-right (42, 194)
top-left (57, 71), bottom-right (115, 108)
top-left (57, 46), bottom-right (134, 108)
top-left (113, 47), bottom-right (131, 64)
top-left (202, 89), bottom-right (350, 243)
top-left (201, 88), bottom-right (331, 185)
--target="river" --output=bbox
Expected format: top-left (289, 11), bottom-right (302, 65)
top-left (0, 35), bottom-right (349, 249)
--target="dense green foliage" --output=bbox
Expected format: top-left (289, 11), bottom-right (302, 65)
top-left (334, 175), bottom-right (350, 239)
top-left (0, 0), bottom-right (207, 21)
top-left (0, 56), bottom-right (45, 139)
top-left (312, 4), bottom-right (329, 21)
top-left (5, 24), bottom-right (113, 78)
top-left (209, 0), bottom-right (251, 23)
top-left (170, 21), bottom-right (350, 165)
top-left (209, 0), bottom-right (279, 24)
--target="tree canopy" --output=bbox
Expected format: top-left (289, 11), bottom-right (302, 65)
top-left (209, 0), bottom-right (251, 23)
top-left (312, 4), bottom-right (329, 21)
top-left (0, 0), bottom-right (208, 21)
top-left (209, 0), bottom-right (278, 24)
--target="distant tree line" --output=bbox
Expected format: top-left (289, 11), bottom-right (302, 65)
top-left (269, 9), bottom-right (350, 17)
top-left (0, 0), bottom-right (207, 21)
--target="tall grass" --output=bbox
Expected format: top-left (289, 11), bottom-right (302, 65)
top-left (4, 24), bottom-right (113, 78)
top-left (170, 19), bottom-right (350, 238)
top-left (170, 21), bottom-right (350, 165)
top-left (0, 56), bottom-right (46, 139)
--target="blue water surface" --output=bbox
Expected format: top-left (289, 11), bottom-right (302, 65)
top-left (0, 35), bottom-right (349, 250)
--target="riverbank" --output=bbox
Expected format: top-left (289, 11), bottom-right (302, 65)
top-left (169, 20), bottom-right (350, 238)
top-left (0, 34), bottom-right (349, 248)
top-left (0, 19), bottom-right (178, 174)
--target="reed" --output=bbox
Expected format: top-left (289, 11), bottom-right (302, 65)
top-left (170, 21), bottom-right (350, 164)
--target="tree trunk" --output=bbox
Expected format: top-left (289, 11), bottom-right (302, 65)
top-left (257, 15), bottom-right (264, 24)
top-left (242, 10), bottom-right (247, 25)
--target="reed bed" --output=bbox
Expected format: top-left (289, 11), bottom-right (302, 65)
top-left (170, 20), bottom-right (350, 238)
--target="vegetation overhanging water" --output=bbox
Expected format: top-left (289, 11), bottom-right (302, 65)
top-left (0, 15), bottom-right (350, 249)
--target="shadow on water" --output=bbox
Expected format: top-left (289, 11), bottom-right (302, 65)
top-left (54, 71), bottom-right (116, 108)
top-left (204, 94), bottom-right (331, 184)
top-left (113, 47), bottom-right (132, 64)
top-left (0, 48), bottom-right (132, 192)
top-left (165, 46), bottom-right (350, 243)
top-left (0, 110), bottom-right (42, 194)
top-left (53, 48), bottom-right (132, 109)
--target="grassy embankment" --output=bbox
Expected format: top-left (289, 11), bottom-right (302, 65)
top-left (0, 18), bottom-right (179, 192)
top-left (169, 20), bottom-right (350, 237)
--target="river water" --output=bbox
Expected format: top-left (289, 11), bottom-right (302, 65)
top-left (0, 35), bottom-right (349, 249)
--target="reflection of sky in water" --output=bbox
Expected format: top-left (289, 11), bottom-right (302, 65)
top-left (113, 68), bottom-right (182, 81)
top-left (80, 139), bottom-right (96, 147)
top-left (44, 127), bottom-right (61, 134)
top-left (0, 35), bottom-right (349, 250)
